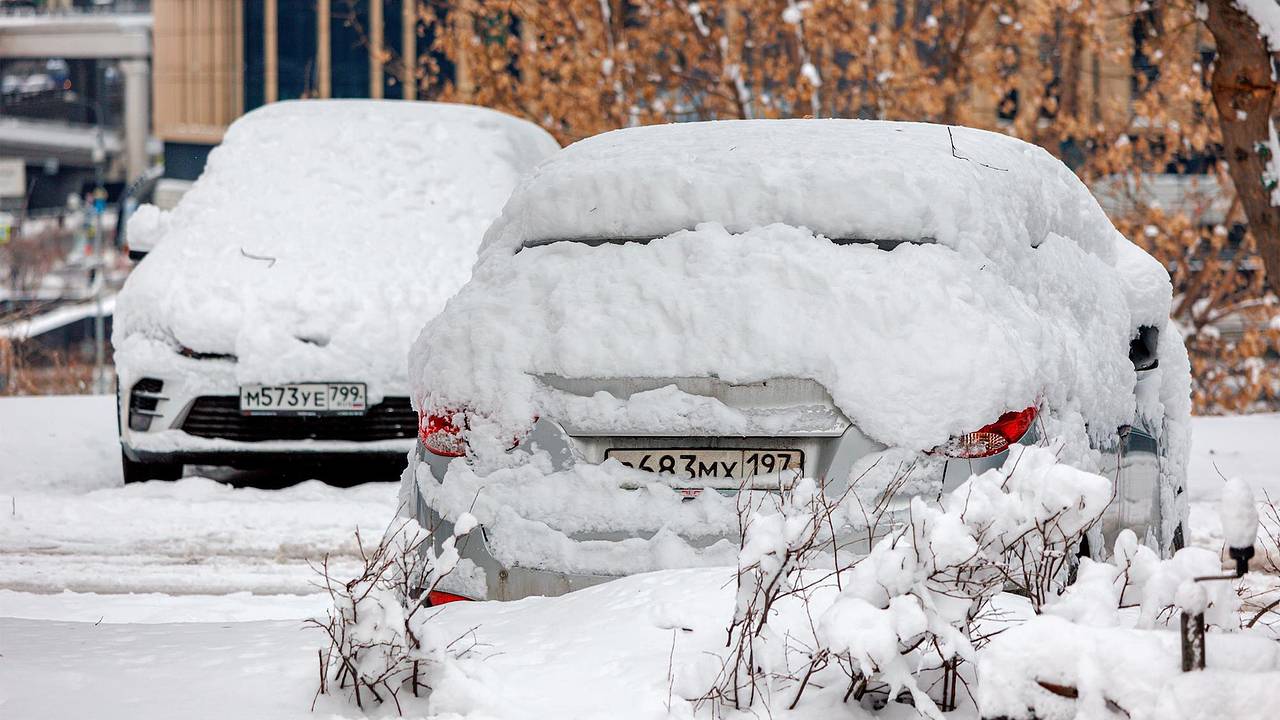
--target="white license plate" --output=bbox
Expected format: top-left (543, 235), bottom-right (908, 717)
top-left (605, 448), bottom-right (804, 480)
top-left (239, 383), bottom-right (366, 415)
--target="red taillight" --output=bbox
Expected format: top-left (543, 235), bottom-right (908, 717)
top-left (419, 409), bottom-right (467, 457)
top-left (426, 590), bottom-right (471, 606)
top-left (936, 406), bottom-right (1037, 459)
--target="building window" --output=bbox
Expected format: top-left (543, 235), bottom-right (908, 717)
top-left (277, 0), bottom-right (318, 100)
top-left (243, 0), bottom-right (266, 111)
top-left (330, 1), bottom-right (371, 98)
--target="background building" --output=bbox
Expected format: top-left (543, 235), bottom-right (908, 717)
top-left (154, 0), bottom-right (435, 187)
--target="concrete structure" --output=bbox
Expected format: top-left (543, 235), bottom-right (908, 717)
top-left (0, 13), bottom-right (151, 60)
top-left (0, 117), bottom-right (122, 171)
top-left (0, 13), bottom-right (152, 185)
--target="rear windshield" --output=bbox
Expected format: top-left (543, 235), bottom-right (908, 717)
top-left (519, 236), bottom-right (928, 251)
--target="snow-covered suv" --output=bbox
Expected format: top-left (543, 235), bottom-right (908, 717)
top-left (113, 100), bottom-right (557, 482)
top-left (401, 119), bottom-right (1190, 602)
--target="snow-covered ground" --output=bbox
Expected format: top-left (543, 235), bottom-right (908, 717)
top-left (1, 395), bottom-right (1278, 718)
top-left (0, 396), bottom-right (399, 595)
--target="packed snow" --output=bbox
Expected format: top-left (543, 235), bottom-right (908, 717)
top-left (115, 100), bottom-right (557, 404)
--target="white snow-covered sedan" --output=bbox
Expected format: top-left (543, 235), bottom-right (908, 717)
top-left (113, 100), bottom-right (557, 482)
top-left (402, 119), bottom-right (1190, 602)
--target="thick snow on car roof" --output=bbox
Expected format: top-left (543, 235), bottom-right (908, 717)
top-left (416, 119), bottom-right (1181, 455)
top-left (483, 119), bottom-right (1120, 261)
top-left (115, 100), bottom-right (558, 399)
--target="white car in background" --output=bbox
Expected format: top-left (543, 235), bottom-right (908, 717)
top-left (402, 119), bottom-right (1191, 603)
top-left (113, 100), bottom-right (558, 483)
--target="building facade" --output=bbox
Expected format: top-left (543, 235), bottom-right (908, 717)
top-left (153, 0), bottom-right (433, 182)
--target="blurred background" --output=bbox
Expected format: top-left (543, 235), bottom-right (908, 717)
top-left (1, 0), bottom-right (1276, 415)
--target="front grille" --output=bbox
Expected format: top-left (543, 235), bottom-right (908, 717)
top-left (180, 396), bottom-right (417, 442)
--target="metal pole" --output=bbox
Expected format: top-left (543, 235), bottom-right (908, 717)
top-left (1180, 611), bottom-right (1206, 671)
top-left (92, 127), bottom-right (106, 395)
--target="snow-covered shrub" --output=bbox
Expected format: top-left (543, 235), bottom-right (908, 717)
top-left (977, 528), bottom-right (1268, 720)
top-left (713, 446), bottom-right (1115, 717)
top-left (311, 514), bottom-right (477, 712)
top-left (1046, 529), bottom-right (1240, 630)
top-left (946, 445), bottom-right (1113, 610)
top-left (714, 476), bottom-right (845, 710)
top-left (815, 498), bottom-right (997, 717)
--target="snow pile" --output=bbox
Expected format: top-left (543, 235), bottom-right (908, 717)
top-left (816, 522), bottom-right (983, 717)
top-left (115, 100), bottom-right (557, 401)
top-left (413, 119), bottom-right (1180, 459)
top-left (978, 615), bottom-right (1280, 720)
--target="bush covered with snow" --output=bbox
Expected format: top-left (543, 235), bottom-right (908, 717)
top-left (312, 514), bottom-right (478, 713)
top-left (708, 447), bottom-right (1095, 714)
top-left (705, 446), bottom-right (1270, 718)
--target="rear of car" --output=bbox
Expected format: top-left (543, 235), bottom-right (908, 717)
top-left (400, 119), bottom-right (1191, 601)
top-left (114, 100), bottom-right (558, 482)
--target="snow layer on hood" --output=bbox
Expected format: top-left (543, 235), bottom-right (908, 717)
top-left (414, 219), bottom-right (1169, 451)
top-left (114, 100), bottom-right (557, 398)
top-left (482, 119), bottom-right (1123, 263)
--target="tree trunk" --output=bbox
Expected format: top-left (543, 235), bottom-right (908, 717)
top-left (1205, 1), bottom-right (1280, 294)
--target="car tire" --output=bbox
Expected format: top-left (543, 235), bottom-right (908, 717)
top-left (121, 450), bottom-right (183, 484)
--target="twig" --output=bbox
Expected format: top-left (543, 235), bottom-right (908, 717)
top-left (239, 248), bottom-right (277, 267)
top-left (947, 126), bottom-right (1009, 171)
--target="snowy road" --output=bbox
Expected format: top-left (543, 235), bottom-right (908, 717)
top-left (0, 395), bottom-right (400, 596)
top-left (0, 478), bottom-right (397, 594)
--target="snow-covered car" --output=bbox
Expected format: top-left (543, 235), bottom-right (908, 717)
top-left (401, 119), bottom-right (1191, 602)
top-left (113, 100), bottom-right (558, 483)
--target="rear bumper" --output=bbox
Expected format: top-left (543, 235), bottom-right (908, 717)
top-left (409, 481), bottom-right (623, 601)
top-left (404, 419), bottom-right (1017, 601)
top-left (405, 413), bottom-right (1174, 601)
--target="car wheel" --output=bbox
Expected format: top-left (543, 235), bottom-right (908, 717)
top-left (121, 450), bottom-right (183, 484)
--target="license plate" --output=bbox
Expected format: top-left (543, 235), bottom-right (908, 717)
top-left (239, 383), bottom-right (366, 415)
top-left (605, 448), bottom-right (804, 480)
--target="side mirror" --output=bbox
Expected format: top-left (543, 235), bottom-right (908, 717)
top-left (1129, 325), bottom-right (1160, 371)
top-left (124, 203), bottom-right (169, 262)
